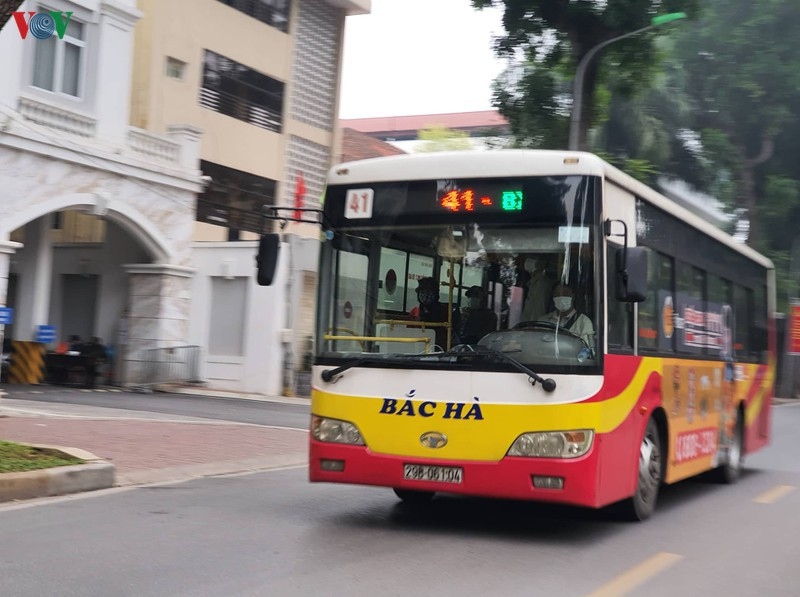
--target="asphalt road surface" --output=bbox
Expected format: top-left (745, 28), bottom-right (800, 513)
top-left (1, 385), bottom-right (310, 428)
top-left (2, 399), bottom-right (800, 596)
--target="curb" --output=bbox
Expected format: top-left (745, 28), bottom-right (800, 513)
top-left (0, 445), bottom-right (116, 503)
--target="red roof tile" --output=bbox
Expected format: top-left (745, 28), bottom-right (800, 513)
top-left (341, 110), bottom-right (508, 135)
top-left (341, 127), bottom-right (407, 163)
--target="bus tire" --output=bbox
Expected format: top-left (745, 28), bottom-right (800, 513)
top-left (393, 488), bottom-right (435, 504)
top-left (713, 408), bottom-right (744, 484)
top-left (618, 417), bottom-right (662, 521)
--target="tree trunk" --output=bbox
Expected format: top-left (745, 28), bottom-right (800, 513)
top-left (577, 61), bottom-right (599, 151)
top-left (736, 137), bottom-right (774, 248)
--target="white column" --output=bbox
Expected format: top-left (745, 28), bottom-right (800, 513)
top-left (0, 240), bottom-right (21, 308)
top-left (15, 216), bottom-right (54, 340)
top-left (93, 1), bottom-right (141, 145)
top-left (120, 263), bottom-right (195, 385)
top-left (0, 240), bottom-right (22, 361)
top-left (167, 125), bottom-right (204, 171)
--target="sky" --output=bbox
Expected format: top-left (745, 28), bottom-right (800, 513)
top-left (338, 0), bottom-right (507, 119)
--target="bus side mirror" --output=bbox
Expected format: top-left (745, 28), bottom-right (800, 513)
top-left (256, 234), bottom-right (280, 286)
top-left (616, 246), bottom-right (647, 303)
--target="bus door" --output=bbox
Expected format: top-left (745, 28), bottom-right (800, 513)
top-left (326, 233), bottom-right (375, 354)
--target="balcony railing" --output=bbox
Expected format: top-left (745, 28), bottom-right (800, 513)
top-left (18, 95), bottom-right (96, 138)
top-left (127, 128), bottom-right (181, 165)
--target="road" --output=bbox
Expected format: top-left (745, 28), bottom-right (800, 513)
top-left (1, 385), bottom-right (310, 428)
top-left (1, 393), bottom-right (800, 595)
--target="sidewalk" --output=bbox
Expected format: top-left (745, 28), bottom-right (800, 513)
top-left (0, 392), bottom-right (309, 490)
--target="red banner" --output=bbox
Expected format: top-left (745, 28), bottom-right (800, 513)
top-left (788, 302), bottom-right (800, 355)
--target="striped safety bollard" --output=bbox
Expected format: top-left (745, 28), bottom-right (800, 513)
top-left (8, 340), bottom-right (46, 384)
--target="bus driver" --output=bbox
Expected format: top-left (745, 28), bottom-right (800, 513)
top-left (538, 283), bottom-right (595, 346)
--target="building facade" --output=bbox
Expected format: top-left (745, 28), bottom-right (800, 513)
top-left (340, 110), bottom-right (511, 153)
top-left (0, 0), bottom-right (370, 395)
top-left (129, 0), bottom-right (369, 396)
top-left (0, 0), bottom-right (205, 385)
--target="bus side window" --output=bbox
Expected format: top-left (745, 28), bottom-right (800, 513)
top-left (753, 285), bottom-right (768, 363)
top-left (608, 243), bottom-right (632, 351)
top-left (733, 284), bottom-right (750, 360)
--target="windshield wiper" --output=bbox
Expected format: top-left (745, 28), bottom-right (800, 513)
top-left (320, 354), bottom-right (428, 382)
top-left (321, 347), bottom-right (557, 393)
top-left (444, 345), bottom-right (557, 392)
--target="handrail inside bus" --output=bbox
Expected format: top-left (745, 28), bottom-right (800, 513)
top-left (323, 335), bottom-right (431, 353)
top-left (375, 319), bottom-right (451, 329)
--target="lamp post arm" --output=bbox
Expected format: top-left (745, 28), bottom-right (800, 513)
top-left (568, 24), bottom-right (654, 151)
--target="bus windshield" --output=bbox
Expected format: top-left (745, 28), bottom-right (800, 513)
top-left (317, 174), bottom-right (601, 373)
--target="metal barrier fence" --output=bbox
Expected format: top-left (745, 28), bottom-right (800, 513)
top-left (132, 345), bottom-right (204, 393)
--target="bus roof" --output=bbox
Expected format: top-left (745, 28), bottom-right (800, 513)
top-left (328, 149), bottom-right (773, 271)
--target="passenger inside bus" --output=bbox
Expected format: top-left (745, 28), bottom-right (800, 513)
top-left (520, 255), bottom-right (556, 321)
top-left (536, 283), bottom-right (595, 346)
top-left (409, 276), bottom-right (459, 350)
top-left (459, 286), bottom-right (497, 345)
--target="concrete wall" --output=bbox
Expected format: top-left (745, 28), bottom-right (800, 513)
top-left (188, 235), bottom-right (320, 396)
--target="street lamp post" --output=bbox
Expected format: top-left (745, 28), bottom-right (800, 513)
top-left (567, 12), bottom-right (687, 151)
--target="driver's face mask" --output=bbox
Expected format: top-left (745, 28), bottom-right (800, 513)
top-left (467, 297), bottom-right (481, 309)
top-left (553, 296), bottom-right (573, 313)
top-left (417, 290), bottom-right (438, 306)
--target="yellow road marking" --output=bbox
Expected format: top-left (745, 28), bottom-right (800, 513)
top-left (587, 552), bottom-right (683, 597)
top-left (754, 485), bottom-right (795, 504)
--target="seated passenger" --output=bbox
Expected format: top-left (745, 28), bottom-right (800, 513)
top-left (538, 283), bottom-right (595, 346)
top-left (409, 277), bottom-right (459, 350)
top-left (459, 286), bottom-right (497, 345)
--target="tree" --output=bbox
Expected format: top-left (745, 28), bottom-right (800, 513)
top-left (472, 0), bottom-right (699, 149)
top-left (669, 0), bottom-right (800, 249)
top-left (416, 126), bottom-right (473, 153)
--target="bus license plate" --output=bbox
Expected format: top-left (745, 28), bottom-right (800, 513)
top-left (403, 464), bottom-right (463, 484)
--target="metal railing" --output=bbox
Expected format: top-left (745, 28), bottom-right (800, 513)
top-left (132, 345), bottom-right (204, 393)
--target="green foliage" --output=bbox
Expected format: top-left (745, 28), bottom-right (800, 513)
top-left (595, 152), bottom-right (659, 185)
top-left (472, 0), bottom-right (700, 147)
top-left (417, 126), bottom-right (473, 153)
top-left (475, 0), bottom-right (800, 306)
top-left (0, 441), bottom-right (84, 473)
top-left (492, 67), bottom-right (567, 148)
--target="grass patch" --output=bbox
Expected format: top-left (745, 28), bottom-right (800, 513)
top-left (0, 440), bottom-right (85, 473)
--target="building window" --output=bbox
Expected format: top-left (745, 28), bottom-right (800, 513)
top-left (216, 0), bottom-right (290, 33)
top-left (32, 18), bottom-right (85, 97)
top-left (199, 50), bottom-right (284, 132)
top-left (197, 160), bottom-right (276, 235)
top-left (165, 57), bottom-right (186, 80)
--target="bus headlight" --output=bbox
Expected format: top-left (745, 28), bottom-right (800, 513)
top-left (311, 416), bottom-right (365, 446)
top-left (507, 430), bottom-right (594, 458)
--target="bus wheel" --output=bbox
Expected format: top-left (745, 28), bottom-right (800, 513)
top-left (619, 418), bottom-right (662, 521)
top-left (714, 410), bottom-right (744, 484)
top-left (393, 488), bottom-right (435, 504)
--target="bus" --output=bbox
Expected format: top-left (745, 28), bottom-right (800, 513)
top-left (257, 150), bottom-right (775, 520)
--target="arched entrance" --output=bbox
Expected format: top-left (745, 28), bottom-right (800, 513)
top-left (0, 194), bottom-right (193, 386)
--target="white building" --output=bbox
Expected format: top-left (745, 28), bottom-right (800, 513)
top-left (0, 0), bottom-right (205, 385)
top-left (0, 0), bottom-right (370, 396)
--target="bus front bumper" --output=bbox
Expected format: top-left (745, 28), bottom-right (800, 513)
top-left (309, 440), bottom-right (603, 508)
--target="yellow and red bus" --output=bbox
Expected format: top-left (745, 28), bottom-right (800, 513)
top-left (259, 150), bottom-right (775, 520)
